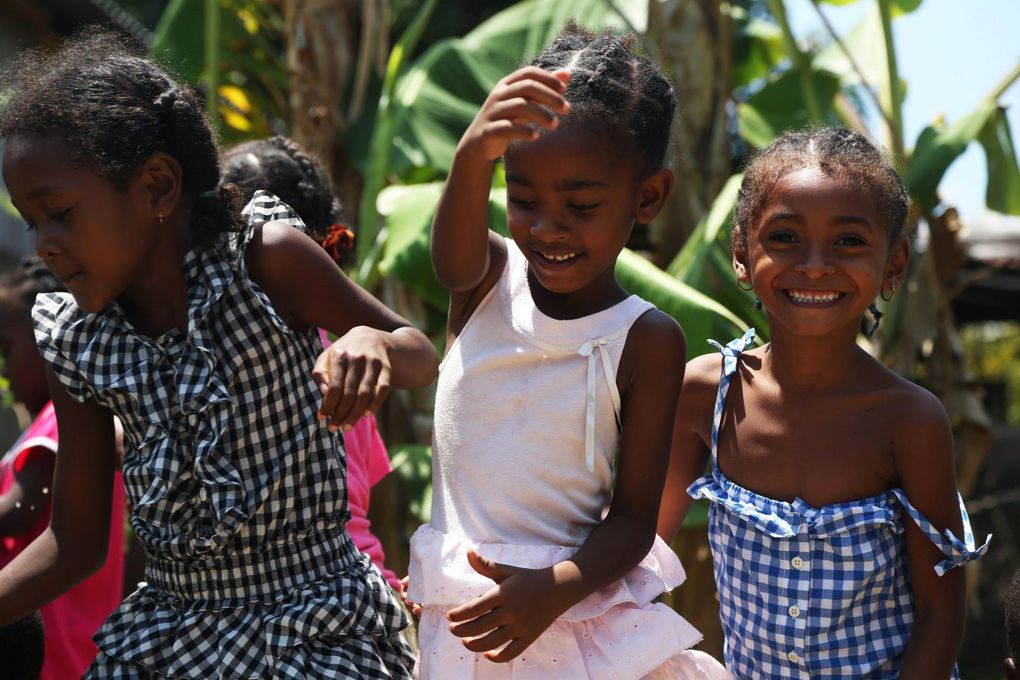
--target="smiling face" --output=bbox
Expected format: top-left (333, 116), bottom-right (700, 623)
top-left (503, 121), bottom-right (671, 317)
top-left (2, 133), bottom-right (163, 314)
top-left (736, 165), bottom-right (908, 338)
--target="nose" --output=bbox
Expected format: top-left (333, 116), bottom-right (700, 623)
top-left (795, 244), bottom-right (835, 279)
top-left (33, 224), bottom-right (61, 263)
top-left (530, 212), bottom-right (566, 242)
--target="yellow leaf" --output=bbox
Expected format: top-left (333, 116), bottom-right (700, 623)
top-left (217, 85), bottom-right (252, 114)
top-left (219, 107), bottom-right (252, 132)
top-left (238, 9), bottom-right (259, 36)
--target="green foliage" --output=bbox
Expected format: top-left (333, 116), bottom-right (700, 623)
top-left (963, 322), bottom-right (1020, 425)
top-left (389, 444), bottom-right (434, 524)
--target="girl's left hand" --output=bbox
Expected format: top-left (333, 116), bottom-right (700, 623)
top-left (446, 550), bottom-right (568, 663)
top-left (312, 326), bottom-right (392, 432)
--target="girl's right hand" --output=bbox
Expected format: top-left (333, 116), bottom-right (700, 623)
top-left (458, 67), bottom-right (570, 163)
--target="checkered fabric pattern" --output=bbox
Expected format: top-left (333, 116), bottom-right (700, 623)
top-left (32, 192), bottom-right (413, 679)
top-left (688, 329), bottom-right (990, 679)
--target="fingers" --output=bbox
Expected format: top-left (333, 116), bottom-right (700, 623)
top-left (485, 638), bottom-right (531, 664)
top-left (462, 626), bottom-right (514, 654)
top-left (447, 585), bottom-right (502, 623)
top-left (502, 66), bottom-right (570, 95)
top-left (466, 550), bottom-right (513, 584)
top-left (449, 608), bottom-right (503, 639)
top-left (314, 348), bottom-right (387, 432)
top-left (499, 80), bottom-right (570, 115)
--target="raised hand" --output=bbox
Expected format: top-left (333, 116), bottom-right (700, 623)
top-left (312, 326), bottom-right (392, 432)
top-left (458, 67), bottom-right (571, 163)
top-left (446, 550), bottom-right (570, 663)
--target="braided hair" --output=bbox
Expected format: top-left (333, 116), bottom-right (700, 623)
top-left (221, 136), bottom-right (354, 265)
top-left (529, 22), bottom-right (676, 174)
top-left (0, 29), bottom-right (241, 250)
top-left (733, 127), bottom-right (909, 256)
top-left (0, 256), bottom-right (67, 315)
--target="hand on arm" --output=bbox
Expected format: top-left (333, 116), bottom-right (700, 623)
top-left (0, 371), bottom-right (115, 627)
top-left (447, 311), bottom-right (687, 661)
top-left (245, 222), bottom-right (439, 431)
top-left (431, 67), bottom-right (569, 294)
top-left (894, 389), bottom-right (967, 679)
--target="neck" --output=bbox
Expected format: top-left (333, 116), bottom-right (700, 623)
top-left (118, 214), bottom-right (191, 338)
top-left (762, 319), bottom-right (864, 393)
top-left (526, 268), bottom-right (628, 320)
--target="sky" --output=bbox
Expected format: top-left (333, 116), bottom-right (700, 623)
top-left (786, 0), bottom-right (1020, 223)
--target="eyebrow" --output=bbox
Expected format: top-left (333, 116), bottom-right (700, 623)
top-left (762, 211), bottom-right (875, 229)
top-left (505, 174), bottom-right (608, 191)
top-left (25, 187), bottom-right (57, 199)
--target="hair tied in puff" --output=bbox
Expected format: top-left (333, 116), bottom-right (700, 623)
top-left (321, 223), bottom-right (356, 266)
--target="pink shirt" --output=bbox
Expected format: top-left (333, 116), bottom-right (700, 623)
top-left (0, 402), bottom-right (126, 680)
top-left (318, 329), bottom-right (399, 589)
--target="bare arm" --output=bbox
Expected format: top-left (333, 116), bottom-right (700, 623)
top-left (895, 388), bottom-right (967, 679)
top-left (0, 370), bottom-right (115, 627)
top-left (657, 353), bottom-right (719, 541)
top-left (448, 311), bottom-right (687, 661)
top-left (0, 448), bottom-right (55, 536)
top-left (246, 222), bottom-right (439, 430)
top-left (431, 67), bottom-right (569, 296)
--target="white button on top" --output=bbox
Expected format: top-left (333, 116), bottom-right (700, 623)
top-left (791, 556), bottom-right (804, 569)
top-left (788, 605), bottom-right (801, 618)
top-left (787, 651), bottom-right (800, 663)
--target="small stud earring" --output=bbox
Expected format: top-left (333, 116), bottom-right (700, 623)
top-left (157, 211), bottom-right (165, 226)
top-left (753, 297), bottom-right (762, 311)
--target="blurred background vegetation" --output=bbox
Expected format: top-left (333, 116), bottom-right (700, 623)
top-left (1, 0), bottom-right (1018, 675)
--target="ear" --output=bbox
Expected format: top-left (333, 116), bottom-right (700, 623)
top-left (732, 226), bottom-right (752, 285)
top-left (633, 168), bottom-right (673, 224)
top-left (135, 152), bottom-right (183, 221)
top-left (884, 234), bottom-right (910, 294)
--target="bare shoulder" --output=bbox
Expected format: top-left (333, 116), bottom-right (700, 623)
top-left (447, 233), bottom-right (508, 338)
top-left (243, 219), bottom-right (318, 277)
top-left (617, 309), bottom-right (686, 393)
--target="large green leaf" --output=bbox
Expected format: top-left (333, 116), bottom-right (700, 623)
top-left (730, 9), bottom-right (785, 89)
top-left (978, 106), bottom-right (1020, 215)
top-left (904, 100), bottom-right (999, 210)
top-left (737, 69), bottom-right (842, 148)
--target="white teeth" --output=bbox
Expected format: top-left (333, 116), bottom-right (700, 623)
top-left (543, 252), bottom-right (578, 262)
top-left (788, 290), bottom-right (841, 304)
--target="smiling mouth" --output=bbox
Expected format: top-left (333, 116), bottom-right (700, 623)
top-left (784, 289), bottom-right (844, 305)
top-left (534, 250), bottom-right (581, 264)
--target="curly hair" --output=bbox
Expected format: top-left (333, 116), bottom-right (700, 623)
top-left (0, 29), bottom-right (241, 250)
top-left (220, 136), bottom-right (344, 244)
top-left (0, 255), bottom-right (67, 315)
top-left (529, 21), bottom-right (676, 174)
top-left (733, 127), bottom-right (909, 256)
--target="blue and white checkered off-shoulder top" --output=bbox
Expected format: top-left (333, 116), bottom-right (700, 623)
top-left (688, 328), bottom-right (990, 679)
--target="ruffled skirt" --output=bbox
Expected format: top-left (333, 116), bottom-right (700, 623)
top-left (408, 525), bottom-right (729, 679)
top-left (85, 528), bottom-right (413, 679)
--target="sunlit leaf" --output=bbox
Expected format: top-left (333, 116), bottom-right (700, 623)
top-left (737, 69), bottom-right (842, 148)
top-left (904, 100), bottom-right (999, 210)
top-left (978, 107), bottom-right (1020, 215)
top-left (817, 0), bottom-right (921, 12)
top-left (732, 15), bottom-right (785, 89)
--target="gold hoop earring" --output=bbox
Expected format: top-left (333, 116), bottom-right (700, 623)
top-left (881, 283), bottom-right (896, 302)
top-left (737, 280), bottom-right (754, 292)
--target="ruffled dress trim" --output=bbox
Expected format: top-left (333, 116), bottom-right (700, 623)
top-left (688, 327), bottom-right (991, 575)
top-left (408, 525), bottom-right (704, 679)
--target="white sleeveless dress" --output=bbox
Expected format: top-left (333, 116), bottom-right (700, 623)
top-left (408, 239), bottom-right (729, 679)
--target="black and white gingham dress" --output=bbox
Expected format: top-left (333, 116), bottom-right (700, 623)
top-left (32, 192), bottom-right (414, 679)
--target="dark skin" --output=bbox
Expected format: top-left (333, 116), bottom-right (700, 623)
top-left (430, 66), bottom-right (685, 662)
top-left (0, 132), bottom-right (438, 626)
top-left (0, 300), bottom-right (56, 538)
top-left (658, 167), bottom-right (968, 679)
top-left (1007, 657), bottom-right (1019, 679)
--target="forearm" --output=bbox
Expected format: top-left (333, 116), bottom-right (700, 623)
top-left (384, 326), bottom-right (439, 388)
top-left (898, 608), bottom-right (964, 679)
top-left (547, 513), bottom-right (656, 613)
top-left (0, 527), bottom-right (103, 627)
top-left (431, 149), bottom-right (497, 291)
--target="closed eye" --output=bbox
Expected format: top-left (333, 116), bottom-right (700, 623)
top-left (836, 234), bottom-right (867, 246)
top-left (507, 196), bottom-right (535, 208)
top-left (568, 202), bottom-right (600, 212)
top-left (50, 207), bottom-right (73, 221)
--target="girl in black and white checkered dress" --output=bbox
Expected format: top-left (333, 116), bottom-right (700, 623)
top-left (0, 31), bottom-right (438, 679)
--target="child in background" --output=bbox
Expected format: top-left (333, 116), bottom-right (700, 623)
top-left (221, 135), bottom-right (400, 591)
top-left (0, 257), bottom-right (125, 680)
top-left (658, 127), bottom-right (990, 678)
top-left (1006, 569), bottom-right (1020, 679)
top-left (411, 23), bottom-right (731, 679)
top-left (0, 30), bottom-right (438, 679)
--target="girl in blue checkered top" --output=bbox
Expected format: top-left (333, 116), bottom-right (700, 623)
top-left (658, 127), bottom-right (990, 679)
top-left (0, 31), bottom-right (439, 678)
